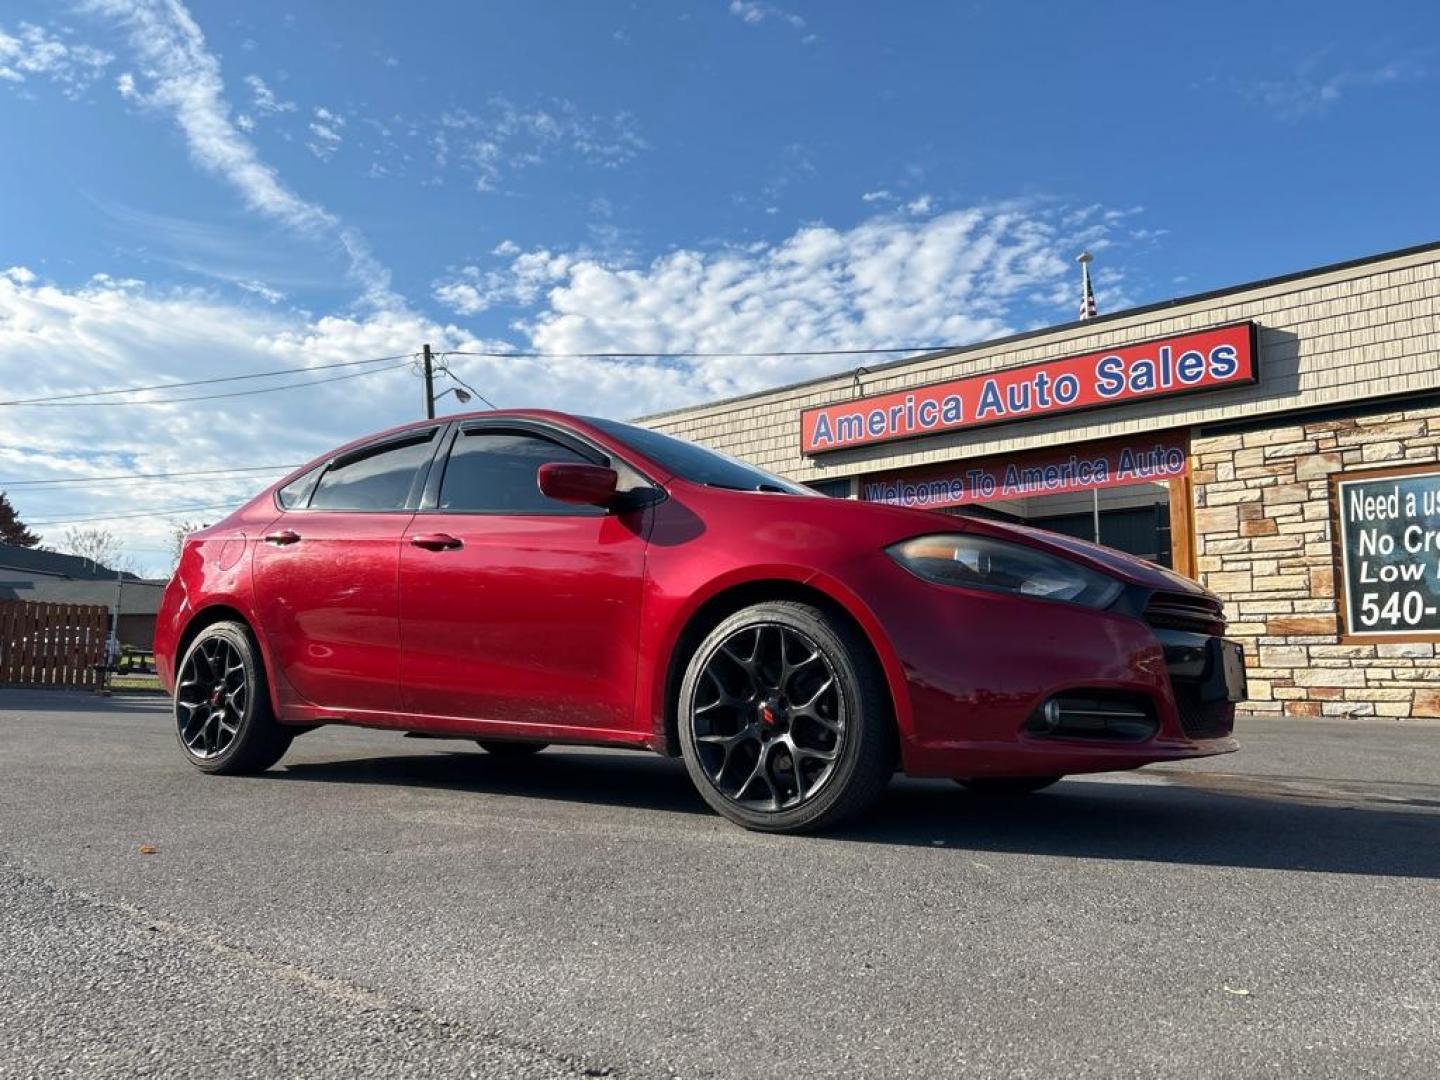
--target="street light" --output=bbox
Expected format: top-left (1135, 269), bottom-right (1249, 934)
top-left (433, 367), bottom-right (496, 411)
top-left (433, 386), bottom-right (472, 405)
top-left (420, 343), bottom-right (497, 414)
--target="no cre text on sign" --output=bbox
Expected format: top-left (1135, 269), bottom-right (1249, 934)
top-left (1335, 466), bottom-right (1440, 638)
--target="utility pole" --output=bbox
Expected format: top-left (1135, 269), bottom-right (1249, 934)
top-left (422, 343), bottom-right (436, 419)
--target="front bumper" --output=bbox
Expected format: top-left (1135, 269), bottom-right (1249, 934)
top-left (855, 563), bottom-right (1242, 779)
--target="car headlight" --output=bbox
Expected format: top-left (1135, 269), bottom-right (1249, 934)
top-left (886, 533), bottom-right (1123, 608)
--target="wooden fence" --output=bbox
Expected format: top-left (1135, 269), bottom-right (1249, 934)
top-left (0, 600), bottom-right (110, 689)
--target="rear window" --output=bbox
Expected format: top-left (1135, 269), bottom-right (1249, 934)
top-left (276, 465), bottom-right (323, 509)
top-left (309, 433), bottom-right (436, 512)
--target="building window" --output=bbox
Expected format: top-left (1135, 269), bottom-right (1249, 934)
top-left (806, 479), bottom-right (851, 499)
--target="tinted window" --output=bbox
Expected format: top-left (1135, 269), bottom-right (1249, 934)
top-left (276, 465), bottom-right (323, 509)
top-left (583, 417), bottom-right (812, 495)
top-left (438, 431), bottom-right (596, 513)
top-left (310, 434), bottom-right (435, 511)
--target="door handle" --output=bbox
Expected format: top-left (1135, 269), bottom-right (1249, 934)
top-left (263, 529), bottom-right (301, 546)
top-left (409, 533), bottom-right (463, 551)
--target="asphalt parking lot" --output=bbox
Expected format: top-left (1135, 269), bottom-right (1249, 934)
top-left (1, 691), bottom-right (1437, 1078)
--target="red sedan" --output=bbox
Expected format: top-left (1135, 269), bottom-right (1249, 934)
top-left (157, 410), bottom-right (1244, 832)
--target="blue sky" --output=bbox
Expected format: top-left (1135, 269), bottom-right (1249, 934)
top-left (1, 0), bottom-right (1436, 572)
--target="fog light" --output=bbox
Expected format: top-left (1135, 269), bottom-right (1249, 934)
top-left (1027, 694), bottom-right (1157, 741)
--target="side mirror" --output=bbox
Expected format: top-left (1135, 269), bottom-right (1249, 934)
top-left (537, 462), bottom-right (619, 507)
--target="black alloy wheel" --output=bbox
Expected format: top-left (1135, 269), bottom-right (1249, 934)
top-left (678, 601), bottom-right (894, 833)
top-left (174, 621), bottom-right (292, 774)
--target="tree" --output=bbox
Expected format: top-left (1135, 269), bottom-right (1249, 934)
top-left (0, 491), bottom-right (40, 548)
top-left (168, 519), bottom-right (211, 571)
top-left (60, 527), bottom-right (137, 575)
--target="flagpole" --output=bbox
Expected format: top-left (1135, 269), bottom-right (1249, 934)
top-left (1077, 250), bottom-right (1096, 321)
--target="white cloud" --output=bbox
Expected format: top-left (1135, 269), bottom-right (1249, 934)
top-left (242, 72), bottom-right (294, 115)
top-left (431, 97), bottom-right (647, 192)
top-left (1238, 52), bottom-right (1425, 120)
top-left (432, 281), bottom-right (489, 316)
top-left (306, 105), bottom-right (346, 160)
top-left (0, 20), bottom-right (113, 97)
top-left (236, 279), bottom-right (285, 303)
top-left (904, 194), bottom-right (934, 215)
top-left (728, 1), bottom-right (807, 30)
top-left (433, 200), bottom-right (1139, 398)
top-left (82, 0), bottom-right (397, 309)
top-left (861, 189), bottom-right (893, 203)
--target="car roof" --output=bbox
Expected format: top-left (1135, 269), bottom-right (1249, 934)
top-left (271, 410), bottom-right (671, 492)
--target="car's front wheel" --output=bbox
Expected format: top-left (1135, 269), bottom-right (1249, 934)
top-left (677, 601), bottom-right (894, 833)
top-left (174, 621), bottom-right (292, 774)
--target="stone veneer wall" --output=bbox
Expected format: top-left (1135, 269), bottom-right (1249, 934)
top-left (1191, 405), bottom-right (1440, 719)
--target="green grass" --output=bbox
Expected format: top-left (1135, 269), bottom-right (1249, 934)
top-left (110, 674), bottom-right (164, 692)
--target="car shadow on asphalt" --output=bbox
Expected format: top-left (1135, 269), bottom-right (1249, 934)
top-left (274, 747), bottom-right (709, 816)
top-left (842, 773), bottom-right (1440, 879)
top-left (269, 746), bottom-right (1440, 879)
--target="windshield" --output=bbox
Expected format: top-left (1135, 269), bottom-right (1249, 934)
top-left (585, 417), bottom-right (814, 495)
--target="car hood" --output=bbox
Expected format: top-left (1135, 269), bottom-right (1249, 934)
top-left (955, 515), bottom-right (1212, 596)
top-left (811, 494), bottom-right (1210, 596)
top-left (675, 484), bottom-right (1213, 598)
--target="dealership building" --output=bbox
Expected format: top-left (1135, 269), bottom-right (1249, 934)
top-left (642, 241), bottom-right (1440, 721)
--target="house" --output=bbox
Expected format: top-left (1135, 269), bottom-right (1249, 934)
top-left (0, 544), bottom-right (166, 650)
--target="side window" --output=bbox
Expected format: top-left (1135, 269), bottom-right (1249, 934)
top-left (438, 431), bottom-right (598, 513)
top-left (310, 434), bottom-right (435, 512)
top-left (276, 465), bottom-right (323, 509)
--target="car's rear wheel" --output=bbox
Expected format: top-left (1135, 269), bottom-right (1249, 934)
top-left (955, 775), bottom-right (1063, 796)
top-left (174, 621), bottom-right (292, 774)
top-left (678, 601), bottom-right (894, 833)
top-left (476, 740), bottom-right (549, 756)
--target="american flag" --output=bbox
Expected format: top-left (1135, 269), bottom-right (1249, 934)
top-left (1079, 255), bottom-right (1098, 321)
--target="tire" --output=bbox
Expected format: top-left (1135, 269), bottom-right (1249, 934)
top-left (173, 621), bottom-right (292, 775)
top-left (677, 601), bottom-right (895, 833)
top-left (476, 740), bottom-right (549, 757)
top-left (955, 775), bottom-right (1063, 796)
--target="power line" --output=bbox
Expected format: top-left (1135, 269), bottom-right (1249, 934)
top-left (0, 464), bottom-right (300, 488)
top-left (442, 344), bottom-right (961, 359)
top-left (16, 360), bottom-right (413, 408)
top-left (432, 362), bottom-right (497, 409)
top-left (27, 502), bottom-right (242, 527)
top-left (0, 352), bottom-right (417, 407)
top-left (3, 343), bottom-right (961, 412)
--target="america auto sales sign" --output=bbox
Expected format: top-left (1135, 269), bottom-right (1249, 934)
top-left (800, 322), bottom-right (1258, 454)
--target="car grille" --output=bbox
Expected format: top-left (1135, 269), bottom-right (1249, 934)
top-left (1144, 591), bottom-right (1227, 637)
top-left (1172, 684), bottom-right (1235, 739)
top-left (1145, 590), bottom-right (1237, 740)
